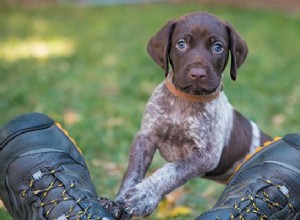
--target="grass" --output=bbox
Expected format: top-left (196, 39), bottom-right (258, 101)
top-left (0, 2), bottom-right (300, 219)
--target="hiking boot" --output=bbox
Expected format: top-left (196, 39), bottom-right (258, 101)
top-left (195, 134), bottom-right (300, 220)
top-left (0, 112), bottom-right (119, 220)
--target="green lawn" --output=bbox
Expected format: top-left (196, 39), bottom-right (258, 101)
top-left (0, 2), bottom-right (300, 219)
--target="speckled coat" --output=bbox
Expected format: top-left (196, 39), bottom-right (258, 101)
top-left (116, 12), bottom-right (272, 217)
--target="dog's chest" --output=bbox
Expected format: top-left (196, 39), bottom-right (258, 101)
top-left (155, 112), bottom-right (208, 162)
top-left (141, 84), bottom-right (233, 162)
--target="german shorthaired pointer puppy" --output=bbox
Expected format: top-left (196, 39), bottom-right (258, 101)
top-left (116, 12), bottom-right (271, 217)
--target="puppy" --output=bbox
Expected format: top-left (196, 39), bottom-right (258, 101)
top-left (116, 12), bottom-right (271, 217)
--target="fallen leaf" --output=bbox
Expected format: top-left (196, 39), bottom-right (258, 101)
top-left (0, 200), bottom-right (4, 209)
top-left (272, 114), bottom-right (285, 127)
top-left (169, 206), bottom-right (192, 217)
top-left (156, 187), bottom-right (192, 219)
top-left (165, 187), bottom-right (187, 205)
top-left (63, 109), bottom-right (81, 126)
top-left (157, 199), bottom-right (171, 219)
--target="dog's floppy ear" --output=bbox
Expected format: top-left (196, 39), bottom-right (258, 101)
top-left (147, 20), bottom-right (176, 77)
top-left (225, 22), bottom-right (248, 81)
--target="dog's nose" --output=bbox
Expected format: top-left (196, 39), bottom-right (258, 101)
top-left (189, 68), bottom-right (207, 80)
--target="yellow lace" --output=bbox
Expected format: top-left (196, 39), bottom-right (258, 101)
top-left (21, 167), bottom-right (102, 220)
top-left (229, 179), bottom-right (293, 220)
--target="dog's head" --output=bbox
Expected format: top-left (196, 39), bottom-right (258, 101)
top-left (147, 12), bottom-right (248, 95)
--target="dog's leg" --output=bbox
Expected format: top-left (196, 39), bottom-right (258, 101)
top-left (116, 131), bottom-right (157, 203)
top-left (123, 150), bottom-right (220, 217)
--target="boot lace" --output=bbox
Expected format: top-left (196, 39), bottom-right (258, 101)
top-left (229, 179), bottom-right (294, 220)
top-left (21, 167), bottom-right (106, 220)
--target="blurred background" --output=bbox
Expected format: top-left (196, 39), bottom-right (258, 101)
top-left (1, 0), bottom-right (300, 219)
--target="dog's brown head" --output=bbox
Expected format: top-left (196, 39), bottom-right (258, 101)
top-left (147, 12), bottom-right (248, 95)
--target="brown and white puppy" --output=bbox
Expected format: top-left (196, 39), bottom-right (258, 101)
top-left (116, 12), bottom-right (271, 217)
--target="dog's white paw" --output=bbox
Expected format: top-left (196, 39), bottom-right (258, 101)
top-left (123, 182), bottom-right (161, 217)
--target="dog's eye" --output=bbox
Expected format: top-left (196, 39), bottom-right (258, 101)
top-left (212, 42), bottom-right (223, 53)
top-left (176, 40), bottom-right (187, 50)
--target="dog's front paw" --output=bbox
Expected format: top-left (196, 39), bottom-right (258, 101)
top-left (115, 194), bottom-right (125, 206)
top-left (123, 183), bottom-right (161, 217)
top-left (98, 197), bottom-right (131, 220)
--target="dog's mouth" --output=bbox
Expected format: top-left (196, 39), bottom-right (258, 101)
top-left (177, 83), bottom-right (221, 95)
top-left (171, 65), bottom-right (222, 95)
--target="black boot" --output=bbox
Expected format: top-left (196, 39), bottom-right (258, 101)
top-left (196, 134), bottom-right (300, 220)
top-left (0, 112), bottom-right (127, 220)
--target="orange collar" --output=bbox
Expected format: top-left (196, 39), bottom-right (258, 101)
top-left (164, 77), bottom-right (223, 103)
